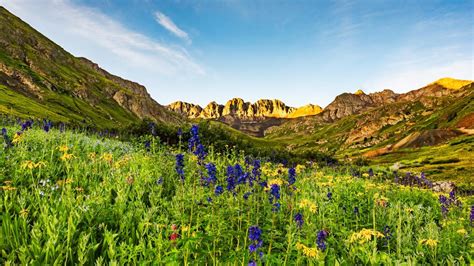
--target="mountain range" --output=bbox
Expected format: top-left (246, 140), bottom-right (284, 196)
top-left (0, 6), bottom-right (473, 187)
top-left (0, 7), bottom-right (180, 129)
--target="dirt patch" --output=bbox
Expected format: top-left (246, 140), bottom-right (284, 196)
top-left (394, 129), bottom-right (464, 149)
top-left (456, 113), bottom-right (474, 129)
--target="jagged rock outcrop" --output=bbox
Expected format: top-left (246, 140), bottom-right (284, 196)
top-left (168, 101), bottom-right (202, 118)
top-left (167, 98), bottom-right (322, 136)
top-left (167, 98), bottom-right (322, 120)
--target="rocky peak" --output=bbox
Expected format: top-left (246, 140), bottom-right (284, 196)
top-left (288, 104), bottom-right (323, 118)
top-left (168, 101), bottom-right (202, 118)
top-left (166, 98), bottom-right (322, 120)
top-left (223, 98), bottom-right (251, 117)
top-left (200, 101), bottom-right (223, 118)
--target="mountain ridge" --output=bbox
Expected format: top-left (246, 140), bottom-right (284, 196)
top-left (167, 98), bottom-right (323, 119)
top-left (0, 6), bottom-right (181, 128)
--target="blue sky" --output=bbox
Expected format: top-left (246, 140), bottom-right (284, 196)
top-left (2, 0), bottom-right (473, 107)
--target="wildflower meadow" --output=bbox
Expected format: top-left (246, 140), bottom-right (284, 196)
top-left (0, 121), bottom-right (473, 265)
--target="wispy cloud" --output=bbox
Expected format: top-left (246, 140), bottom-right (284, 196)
top-left (1, 0), bottom-right (204, 78)
top-left (154, 10), bottom-right (191, 43)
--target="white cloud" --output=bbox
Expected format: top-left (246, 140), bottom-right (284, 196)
top-left (1, 0), bottom-right (204, 78)
top-left (154, 10), bottom-right (191, 43)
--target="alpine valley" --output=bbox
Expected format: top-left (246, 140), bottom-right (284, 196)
top-left (1, 3), bottom-right (474, 265)
top-left (0, 6), bottom-right (473, 189)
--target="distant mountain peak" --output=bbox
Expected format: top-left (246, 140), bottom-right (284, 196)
top-left (431, 77), bottom-right (472, 90)
top-left (167, 99), bottom-right (322, 120)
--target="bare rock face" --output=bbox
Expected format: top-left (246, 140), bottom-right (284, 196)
top-left (288, 104), bottom-right (323, 118)
top-left (166, 98), bottom-right (323, 136)
top-left (432, 181), bottom-right (456, 193)
top-left (168, 101), bottom-right (202, 118)
top-left (167, 98), bottom-right (322, 120)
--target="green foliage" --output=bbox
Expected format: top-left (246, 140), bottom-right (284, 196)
top-left (0, 126), bottom-right (472, 264)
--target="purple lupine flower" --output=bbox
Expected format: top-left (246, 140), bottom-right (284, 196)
top-left (383, 225), bottom-right (392, 247)
top-left (470, 205), bottom-right (474, 226)
top-left (214, 185), bottom-right (224, 196)
top-left (294, 213), bottom-right (304, 228)
top-left (316, 230), bottom-right (329, 251)
top-left (226, 165), bottom-right (236, 191)
top-left (204, 163), bottom-right (217, 185)
top-left (248, 261), bottom-right (257, 266)
top-left (188, 125), bottom-right (200, 152)
top-left (272, 202), bottom-right (281, 212)
top-left (327, 191), bottom-right (332, 200)
top-left (439, 195), bottom-right (448, 205)
top-left (449, 190), bottom-right (456, 201)
top-left (288, 167), bottom-right (296, 185)
top-left (177, 127), bottom-right (183, 137)
top-left (249, 226), bottom-right (262, 241)
top-left (194, 143), bottom-right (207, 163)
top-left (441, 205), bottom-right (449, 217)
top-left (235, 164), bottom-right (246, 184)
top-left (207, 197), bottom-right (212, 203)
top-left (252, 160), bottom-right (261, 180)
top-left (269, 184), bottom-right (280, 203)
top-left (156, 177), bottom-right (163, 185)
top-left (144, 140), bottom-right (151, 151)
top-left (43, 120), bottom-right (52, 132)
top-left (175, 154), bottom-right (185, 181)
top-left (248, 226), bottom-right (263, 254)
top-left (1, 128), bottom-right (6, 135)
top-left (354, 206), bottom-right (359, 215)
top-left (243, 192), bottom-right (252, 200)
top-left (368, 168), bottom-right (374, 177)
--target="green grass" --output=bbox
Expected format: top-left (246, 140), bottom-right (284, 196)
top-left (1, 126), bottom-right (473, 264)
top-left (368, 135), bottom-right (474, 190)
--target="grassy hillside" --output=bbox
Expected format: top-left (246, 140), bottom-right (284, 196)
top-left (0, 7), bottom-right (180, 130)
top-left (265, 84), bottom-right (474, 187)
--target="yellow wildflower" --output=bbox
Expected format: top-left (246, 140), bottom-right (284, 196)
top-left (456, 229), bottom-right (467, 235)
top-left (298, 199), bottom-right (318, 213)
top-left (374, 193), bottom-right (389, 207)
top-left (296, 243), bottom-right (319, 258)
top-left (21, 161), bottom-right (46, 170)
top-left (101, 153), bottom-right (113, 163)
top-left (362, 173), bottom-right (370, 178)
top-left (419, 239), bottom-right (438, 248)
top-left (88, 152), bottom-right (97, 160)
top-left (58, 145), bottom-right (69, 152)
top-left (61, 153), bottom-right (75, 161)
top-left (19, 209), bottom-right (28, 218)
top-left (295, 164), bottom-right (306, 174)
top-left (21, 161), bottom-right (35, 170)
top-left (57, 178), bottom-right (73, 186)
top-left (114, 156), bottom-right (131, 168)
top-left (12, 132), bottom-right (22, 144)
top-left (264, 178), bottom-right (286, 191)
top-left (1, 186), bottom-right (16, 191)
top-left (349, 229), bottom-right (384, 244)
top-left (181, 225), bottom-right (190, 232)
